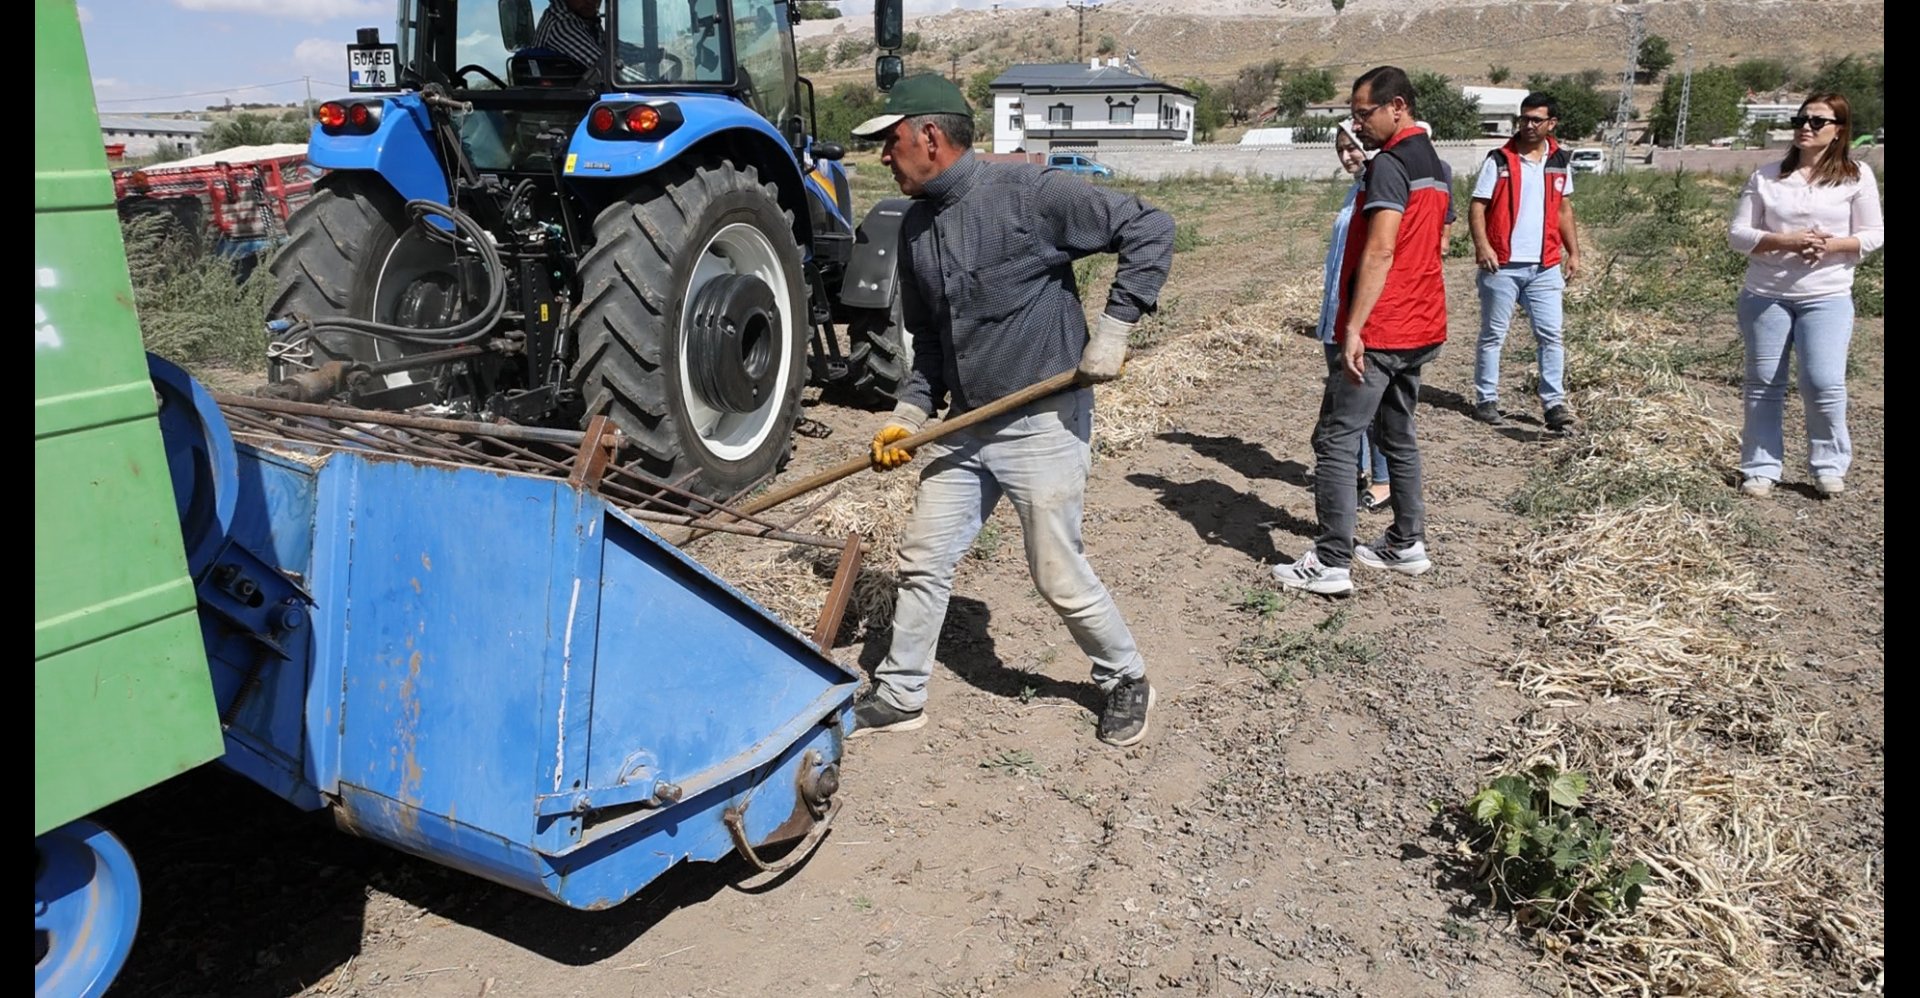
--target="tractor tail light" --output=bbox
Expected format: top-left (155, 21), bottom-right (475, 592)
top-left (317, 102), bottom-right (347, 128)
top-left (585, 102), bottom-right (684, 142)
top-left (346, 102), bottom-right (378, 130)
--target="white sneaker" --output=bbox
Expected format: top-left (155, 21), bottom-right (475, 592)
top-left (1353, 537), bottom-right (1433, 575)
top-left (1271, 550), bottom-right (1353, 596)
top-left (1739, 477), bottom-right (1774, 497)
top-left (1815, 476), bottom-right (1845, 497)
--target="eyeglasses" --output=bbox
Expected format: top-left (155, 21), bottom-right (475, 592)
top-left (1350, 104), bottom-right (1384, 123)
top-left (1515, 114), bottom-right (1554, 127)
top-left (1789, 114), bottom-right (1841, 131)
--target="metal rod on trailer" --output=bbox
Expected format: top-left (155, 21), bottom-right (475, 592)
top-left (213, 393), bottom-right (605, 448)
top-left (686, 369), bottom-right (1085, 541)
top-left (620, 510), bottom-right (855, 549)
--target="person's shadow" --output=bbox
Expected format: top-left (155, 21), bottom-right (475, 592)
top-left (1419, 383), bottom-right (1556, 442)
top-left (1158, 431), bottom-right (1310, 486)
top-left (1125, 472), bottom-right (1317, 565)
top-left (858, 594), bottom-right (1105, 714)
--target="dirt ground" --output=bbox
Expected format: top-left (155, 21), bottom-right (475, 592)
top-left (104, 177), bottom-right (1883, 997)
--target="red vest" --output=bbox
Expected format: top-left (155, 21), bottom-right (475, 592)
top-left (1483, 138), bottom-right (1572, 267)
top-left (1336, 127), bottom-right (1449, 350)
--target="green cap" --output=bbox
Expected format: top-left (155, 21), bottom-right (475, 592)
top-left (851, 73), bottom-right (974, 139)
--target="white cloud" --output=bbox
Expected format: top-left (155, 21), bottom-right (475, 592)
top-left (93, 76), bottom-right (123, 89)
top-left (293, 37), bottom-right (347, 82)
top-left (77, 5), bottom-right (94, 23)
top-left (173, 0), bottom-right (386, 22)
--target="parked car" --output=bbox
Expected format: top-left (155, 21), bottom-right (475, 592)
top-left (1568, 148), bottom-right (1607, 174)
top-left (1045, 152), bottom-right (1115, 178)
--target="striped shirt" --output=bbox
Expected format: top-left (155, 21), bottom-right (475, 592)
top-left (533, 0), bottom-right (603, 69)
top-left (897, 152), bottom-right (1175, 417)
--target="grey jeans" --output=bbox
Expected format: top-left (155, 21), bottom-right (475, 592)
top-left (872, 387), bottom-right (1146, 712)
top-left (1311, 344), bottom-right (1442, 567)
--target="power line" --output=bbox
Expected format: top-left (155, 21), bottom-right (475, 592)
top-left (97, 78), bottom-right (311, 105)
top-left (1066, 0), bottom-right (1100, 64)
top-left (1672, 43), bottom-right (1694, 149)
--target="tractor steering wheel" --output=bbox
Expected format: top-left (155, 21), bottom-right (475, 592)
top-left (454, 63), bottom-right (509, 90)
top-left (619, 45), bottom-right (682, 83)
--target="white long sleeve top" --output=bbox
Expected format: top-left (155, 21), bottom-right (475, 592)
top-left (1727, 160), bottom-right (1884, 301)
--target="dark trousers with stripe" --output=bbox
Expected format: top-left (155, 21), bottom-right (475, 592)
top-left (1311, 344), bottom-right (1441, 567)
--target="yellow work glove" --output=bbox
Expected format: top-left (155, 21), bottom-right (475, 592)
top-left (870, 403), bottom-right (928, 472)
top-left (1077, 312), bottom-right (1135, 383)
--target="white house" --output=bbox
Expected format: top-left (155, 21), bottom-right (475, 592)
top-left (99, 115), bottom-right (212, 158)
top-left (990, 59), bottom-right (1196, 154)
top-left (1462, 86), bottom-right (1531, 137)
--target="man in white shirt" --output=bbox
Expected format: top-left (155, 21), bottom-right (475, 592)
top-left (1468, 92), bottom-right (1581, 433)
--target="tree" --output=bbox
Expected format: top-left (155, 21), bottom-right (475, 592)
top-left (1637, 34), bottom-right (1674, 80)
top-left (1184, 78), bottom-right (1225, 141)
top-left (1648, 64), bottom-right (1742, 145)
top-left (1488, 64), bottom-right (1512, 85)
top-left (967, 65), bottom-right (1002, 110)
top-left (815, 82), bottom-right (880, 144)
top-left (1540, 73), bottom-right (1611, 141)
top-left (1274, 66), bottom-right (1336, 119)
top-left (793, 1), bottom-right (840, 19)
top-left (832, 36), bottom-right (873, 66)
top-left (902, 31), bottom-right (922, 54)
top-left (203, 112), bottom-right (306, 153)
top-left (1731, 57), bottom-right (1794, 95)
top-left (798, 46), bottom-right (829, 73)
top-left (1330, 0), bottom-right (1346, 10)
top-left (1223, 59), bottom-right (1287, 124)
top-left (1806, 53), bottom-right (1884, 137)
top-left (1409, 71), bottom-right (1481, 140)
top-left (1097, 34), bottom-right (1116, 56)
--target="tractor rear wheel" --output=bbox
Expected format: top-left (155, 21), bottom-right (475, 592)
top-left (266, 175), bottom-right (469, 390)
top-left (572, 161), bottom-right (808, 500)
top-left (844, 293), bottom-right (913, 407)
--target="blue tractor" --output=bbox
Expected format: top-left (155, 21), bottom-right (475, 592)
top-left (265, 0), bottom-right (914, 498)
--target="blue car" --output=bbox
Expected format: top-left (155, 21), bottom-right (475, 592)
top-left (1046, 152), bottom-right (1115, 179)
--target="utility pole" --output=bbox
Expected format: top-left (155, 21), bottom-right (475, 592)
top-left (1608, 3), bottom-right (1645, 174)
top-left (950, 52), bottom-right (960, 83)
top-left (304, 76), bottom-right (314, 120)
top-left (1066, 0), bottom-right (1101, 64)
top-left (1672, 43), bottom-right (1694, 149)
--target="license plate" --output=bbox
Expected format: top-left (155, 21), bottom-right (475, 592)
top-left (347, 44), bottom-right (399, 91)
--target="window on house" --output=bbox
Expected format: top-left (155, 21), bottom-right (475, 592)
top-left (1048, 104), bottom-right (1073, 126)
top-left (1009, 113), bottom-right (1022, 131)
top-left (1160, 104), bottom-right (1179, 129)
top-left (1109, 102), bottom-right (1134, 125)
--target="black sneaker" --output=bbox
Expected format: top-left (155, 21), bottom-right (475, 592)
top-left (849, 691), bottom-right (925, 737)
top-left (1472, 401), bottom-right (1506, 426)
top-left (1097, 678), bottom-right (1156, 747)
top-left (1544, 404), bottom-right (1576, 433)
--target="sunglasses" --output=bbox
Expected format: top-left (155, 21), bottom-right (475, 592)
top-left (1790, 115), bottom-right (1841, 130)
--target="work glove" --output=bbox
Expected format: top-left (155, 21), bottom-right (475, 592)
top-left (870, 403), bottom-right (928, 472)
top-left (1077, 312), bottom-right (1135, 383)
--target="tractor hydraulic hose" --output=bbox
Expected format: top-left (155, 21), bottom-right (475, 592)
top-left (292, 199), bottom-right (509, 350)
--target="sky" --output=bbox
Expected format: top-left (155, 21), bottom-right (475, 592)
top-left (76, 0), bottom-right (1060, 114)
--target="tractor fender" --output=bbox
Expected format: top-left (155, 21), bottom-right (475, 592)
top-left (565, 92), bottom-right (810, 250)
top-left (303, 95), bottom-right (450, 206)
top-left (840, 198), bottom-right (912, 310)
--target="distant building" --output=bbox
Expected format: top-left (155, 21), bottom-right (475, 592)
top-left (99, 115), bottom-right (211, 158)
top-left (990, 59), bottom-right (1196, 154)
top-left (1462, 86), bottom-right (1531, 137)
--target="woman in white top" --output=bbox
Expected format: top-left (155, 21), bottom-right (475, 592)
top-left (1726, 92), bottom-right (1884, 497)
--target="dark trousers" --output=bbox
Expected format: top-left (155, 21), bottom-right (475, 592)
top-left (1311, 344), bottom-right (1441, 567)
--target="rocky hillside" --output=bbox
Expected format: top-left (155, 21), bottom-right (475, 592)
top-left (800, 0), bottom-right (1884, 91)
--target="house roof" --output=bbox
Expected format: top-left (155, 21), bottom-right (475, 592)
top-left (98, 115), bottom-right (212, 135)
top-left (989, 62), bottom-right (1193, 98)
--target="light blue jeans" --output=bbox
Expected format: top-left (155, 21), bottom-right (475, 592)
top-left (1474, 263), bottom-right (1567, 409)
top-left (1325, 344), bottom-right (1391, 484)
top-left (1737, 291), bottom-right (1855, 482)
top-left (872, 388), bottom-right (1145, 712)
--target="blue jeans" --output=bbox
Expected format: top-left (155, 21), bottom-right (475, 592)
top-left (872, 388), bottom-right (1145, 712)
top-left (1474, 263), bottom-right (1567, 409)
top-left (1737, 291), bottom-right (1855, 481)
top-left (1324, 344), bottom-right (1391, 484)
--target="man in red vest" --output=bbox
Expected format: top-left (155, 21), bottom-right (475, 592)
top-left (1273, 65), bottom-right (1449, 597)
top-left (1468, 92), bottom-right (1582, 433)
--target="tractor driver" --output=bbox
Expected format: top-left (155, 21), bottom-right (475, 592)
top-left (849, 75), bottom-right (1177, 749)
top-left (533, 0), bottom-right (607, 75)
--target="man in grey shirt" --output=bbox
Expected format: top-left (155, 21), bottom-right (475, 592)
top-left (848, 75), bottom-right (1175, 747)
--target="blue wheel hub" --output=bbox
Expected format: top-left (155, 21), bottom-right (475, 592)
top-left (34, 821), bottom-right (142, 998)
